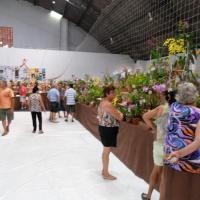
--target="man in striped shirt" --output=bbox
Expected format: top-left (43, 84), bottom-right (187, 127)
top-left (64, 84), bottom-right (77, 122)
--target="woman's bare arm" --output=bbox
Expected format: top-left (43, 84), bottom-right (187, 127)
top-left (177, 120), bottom-right (200, 158)
top-left (104, 102), bottom-right (123, 121)
top-left (143, 106), bottom-right (163, 131)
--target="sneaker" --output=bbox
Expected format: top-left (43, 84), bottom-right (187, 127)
top-left (65, 119), bottom-right (68, 122)
top-left (141, 193), bottom-right (150, 200)
top-left (39, 130), bottom-right (44, 134)
top-left (71, 119), bottom-right (74, 122)
top-left (32, 130), bottom-right (36, 133)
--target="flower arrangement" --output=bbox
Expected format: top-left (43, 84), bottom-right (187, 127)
top-left (163, 38), bottom-right (186, 55)
top-left (152, 84), bottom-right (166, 93)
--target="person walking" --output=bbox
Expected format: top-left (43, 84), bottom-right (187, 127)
top-left (64, 84), bottom-right (77, 122)
top-left (28, 86), bottom-right (46, 133)
top-left (0, 80), bottom-right (15, 136)
top-left (97, 86), bottom-right (123, 180)
top-left (47, 83), bottom-right (60, 123)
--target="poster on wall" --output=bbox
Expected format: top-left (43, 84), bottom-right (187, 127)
top-left (0, 66), bottom-right (46, 82)
top-left (0, 27), bottom-right (13, 47)
top-left (0, 66), bottom-right (15, 81)
top-left (0, 59), bottom-right (46, 82)
top-left (29, 68), bottom-right (46, 82)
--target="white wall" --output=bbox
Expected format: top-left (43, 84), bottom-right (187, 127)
top-left (0, 47), bottom-right (135, 80)
top-left (68, 23), bottom-right (109, 53)
top-left (0, 0), bottom-right (108, 53)
top-left (0, 0), bottom-right (61, 49)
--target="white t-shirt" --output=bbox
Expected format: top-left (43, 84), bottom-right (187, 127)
top-left (64, 88), bottom-right (77, 105)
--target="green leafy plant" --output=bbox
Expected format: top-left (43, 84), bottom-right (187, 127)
top-left (131, 105), bottom-right (142, 118)
top-left (127, 73), bottom-right (150, 87)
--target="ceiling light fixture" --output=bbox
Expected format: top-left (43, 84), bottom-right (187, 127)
top-left (148, 12), bottom-right (153, 22)
top-left (50, 11), bottom-right (62, 20)
top-left (52, 1), bottom-right (56, 4)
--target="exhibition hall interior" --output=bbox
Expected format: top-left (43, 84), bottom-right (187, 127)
top-left (0, 0), bottom-right (200, 200)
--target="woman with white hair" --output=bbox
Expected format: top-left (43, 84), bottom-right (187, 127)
top-left (165, 82), bottom-right (200, 174)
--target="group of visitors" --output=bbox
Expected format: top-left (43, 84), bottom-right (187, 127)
top-left (0, 80), bottom-right (77, 135)
top-left (0, 79), bottom-right (199, 199)
top-left (8, 80), bottom-right (67, 111)
top-left (47, 83), bottom-right (77, 123)
top-left (97, 83), bottom-right (200, 199)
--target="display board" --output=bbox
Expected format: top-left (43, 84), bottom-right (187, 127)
top-left (0, 59), bottom-right (46, 82)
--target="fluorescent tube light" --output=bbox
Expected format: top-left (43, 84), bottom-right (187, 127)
top-left (50, 11), bottom-right (62, 20)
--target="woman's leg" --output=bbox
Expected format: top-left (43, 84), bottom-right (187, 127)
top-left (102, 147), bottom-right (116, 180)
top-left (37, 112), bottom-right (42, 131)
top-left (144, 165), bottom-right (163, 199)
top-left (31, 112), bottom-right (37, 131)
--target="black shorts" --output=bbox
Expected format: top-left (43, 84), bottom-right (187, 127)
top-left (50, 102), bottom-right (59, 113)
top-left (99, 126), bottom-right (119, 147)
top-left (59, 100), bottom-right (65, 111)
top-left (66, 105), bottom-right (75, 113)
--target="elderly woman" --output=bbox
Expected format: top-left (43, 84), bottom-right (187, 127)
top-left (98, 86), bottom-right (123, 180)
top-left (165, 82), bottom-right (200, 174)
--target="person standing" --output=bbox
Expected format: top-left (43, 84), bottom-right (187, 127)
top-left (159, 82), bottom-right (200, 200)
top-left (64, 84), bottom-right (77, 122)
top-left (58, 83), bottom-right (66, 118)
top-left (97, 86), bottom-right (123, 180)
top-left (164, 82), bottom-right (200, 173)
top-left (0, 80), bottom-right (15, 136)
top-left (47, 83), bottom-right (60, 123)
top-left (28, 86), bottom-right (46, 133)
top-left (19, 82), bottom-right (27, 110)
top-left (141, 91), bottom-right (176, 200)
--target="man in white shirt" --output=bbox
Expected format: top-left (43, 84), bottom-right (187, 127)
top-left (64, 84), bottom-right (77, 122)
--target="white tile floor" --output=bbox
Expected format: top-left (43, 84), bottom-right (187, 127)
top-left (0, 112), bottom-right (159, 200)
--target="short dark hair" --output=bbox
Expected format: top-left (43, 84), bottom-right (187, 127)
top-left (103, 85), bottom-right (115, 97)
top-left (32, 86), bottom-right (39, 93)
top-left (69, 84), bottom-right (73, 88)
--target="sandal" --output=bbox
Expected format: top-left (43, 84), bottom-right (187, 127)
top-left (101, 170), bottom-right (117, 180)
top-left (141, 193), bottom-right (150, 200)
top-left (102, 174), bottom-right (117, 180)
